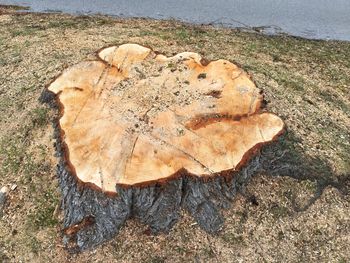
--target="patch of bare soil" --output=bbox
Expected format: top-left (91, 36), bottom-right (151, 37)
top-left (0, 10), bottom-right (349, 262)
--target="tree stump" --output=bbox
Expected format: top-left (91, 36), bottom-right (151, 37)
top-left (42, 44), bottom-right (284, 250)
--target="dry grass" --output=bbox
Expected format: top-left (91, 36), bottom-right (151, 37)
top-left (0, 8), bottom-right (349, 263)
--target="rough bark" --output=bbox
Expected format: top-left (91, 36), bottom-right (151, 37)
top-left (41, 43), bottom-right (285, 250)
top-left (50, 115), bottom-right (262, 251)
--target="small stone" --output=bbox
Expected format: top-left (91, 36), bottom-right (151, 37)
top-left (0, 186), bottom-right (9, 215)
top-left (0, 186), bottom-right (8, 194)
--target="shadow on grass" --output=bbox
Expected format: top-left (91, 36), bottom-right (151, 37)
top-left (257, 130), bottom-right (349, 212)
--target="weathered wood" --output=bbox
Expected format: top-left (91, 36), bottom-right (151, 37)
top-left (42, 43), bottom-right (285, 250)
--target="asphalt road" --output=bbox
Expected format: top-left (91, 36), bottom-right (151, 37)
top-left (1, 0), bottom-right (350, 41)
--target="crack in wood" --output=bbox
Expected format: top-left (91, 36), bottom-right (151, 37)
top-left (150, 133), bottom-right (214, 174)
top-left (71, 64), bottom-right (109, 127)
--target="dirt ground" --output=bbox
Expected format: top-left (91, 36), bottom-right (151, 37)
top-left (0, 6), bottom-right (349, 263)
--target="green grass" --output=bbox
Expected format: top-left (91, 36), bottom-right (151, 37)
top-left (300, 180), bottom-right (318, 192)
top-left (30, 107), bottom-right (49, 127)
top-left (221, 233), bottom-right (245, 246)
top-left (0, 4), bottom-right (30, 11)
top-left (27, 190), bottom-right (59, 230)
top-left (25, 235), bottom-right (42, 254)
top-left (200, 245), bottom-right (216, 259)
top-left (0, 136), bottom-right (25, 175)
top-left (145, 256), bottom-right (166, 263)
top-left (10, 26), bottom-right (41, 37)
top-left (46, 20), bottom-right (79, 29)
top-left (270, 204), bottom-right (290, 219)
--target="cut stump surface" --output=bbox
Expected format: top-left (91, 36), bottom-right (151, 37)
top-left (48, 43), bottom-right (284, 194)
